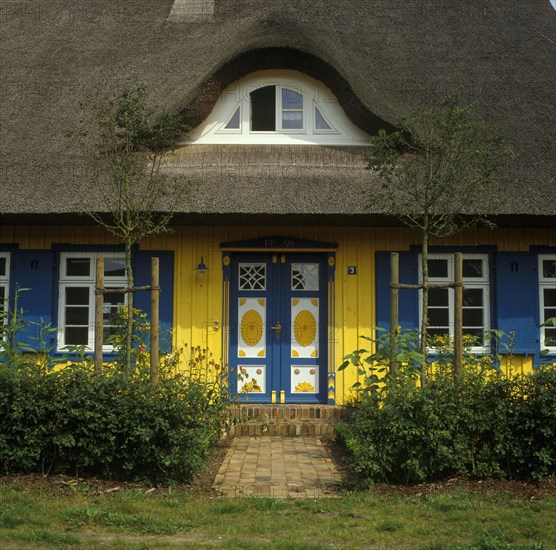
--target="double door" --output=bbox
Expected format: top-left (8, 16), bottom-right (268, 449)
top-left (229, 253), bottom-right (327, 403)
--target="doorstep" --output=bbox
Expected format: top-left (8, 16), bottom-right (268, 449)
top-left (225, 404), bottom-right (352, 437)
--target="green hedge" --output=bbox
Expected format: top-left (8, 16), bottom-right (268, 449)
top-left (0, 364), bottom-right (227, 484)
top-left (336, 366), bottom-right (556, 485)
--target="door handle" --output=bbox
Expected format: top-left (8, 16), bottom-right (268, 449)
top-left (271, 322), bottom-right (282, 339)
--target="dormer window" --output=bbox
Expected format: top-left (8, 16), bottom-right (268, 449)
top-left (225, 107), bottom-right (241, 130)
top-left (249, 86), bottom-right (304, 132)
top-left (280, 88), bottom-right (303, 130)
top-left (186, 70), bottom-right (370, 146)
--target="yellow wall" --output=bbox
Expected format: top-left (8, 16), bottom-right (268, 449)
top-left (2, 224), bottom-right (555, 403)
top-left (500, 355), bottom-right (534, 377)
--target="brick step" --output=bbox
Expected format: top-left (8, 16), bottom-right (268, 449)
top-left (225, 404), bottom-right (352, 437)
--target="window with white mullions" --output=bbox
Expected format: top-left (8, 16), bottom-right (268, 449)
top-left (539, 255), bottom-right (556, 353)
top-left (250, 85), bottom-right (305, 132)
top-left (188, 70), bottom-right (369, 145)
top-left (420, 254), bottom-right (490, 352)
top-left (58, 252), bottom-right (126, 351)
top-left (281, 88), bottom-right (304, 130)
top-left (250, 86), bottom-right (276, 131)
top-left (239, 263), bottom-right (266, 291)
top-left (224, 107), bottom-right (241, 130)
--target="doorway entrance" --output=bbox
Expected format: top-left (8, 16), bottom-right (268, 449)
top-left (223, 238), bottom-right (336, 404)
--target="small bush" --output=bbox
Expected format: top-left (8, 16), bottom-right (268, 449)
top-left (337, 332), bottom-right (556, 485)
top-left (0, 299), bottom-right (227, 484)
top-left (0, 362), bottom-right (227, 484)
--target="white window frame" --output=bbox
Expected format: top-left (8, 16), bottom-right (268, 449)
top-left (277, 86), bottom-right (305, 133)
top-left (419, 253), bottom-right (490, 353)
top-left (58, 252), bottom-right (127, 352)
top-left (0, 252), bottom-right (10, 332)
top-left (539, 254), bottom-right (556, 354)
top-left (313, 104), bottom-right (336, 134)
top-left (184, 70), bottom-right (371, 146)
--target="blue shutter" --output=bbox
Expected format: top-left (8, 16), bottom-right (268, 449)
top-left (134, 251), bottom-right (174, 352)
top-left (375, 251), bottom-right (419, 331)
top-left (13, 250), bottom-right (55, 350)
top-left (495, 252), bottom-right (539, 357)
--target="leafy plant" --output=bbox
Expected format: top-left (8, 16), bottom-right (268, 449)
top-left (1, 300), bottom-right (228, 483)
top-left (339, 327), bottom-right (424, 395)
top-left (0, 360), bottom-right (228, 483)
top-left (338, 332), bottom-right (556, 484)
top-left (0, 286), bottom-right (68, 372)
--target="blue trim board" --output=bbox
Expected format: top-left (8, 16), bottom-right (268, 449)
top-left (221, 236), bottom-right (337, 251)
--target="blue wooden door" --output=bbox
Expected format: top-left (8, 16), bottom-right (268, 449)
top-left (229, 253), bottom-right (327, 403)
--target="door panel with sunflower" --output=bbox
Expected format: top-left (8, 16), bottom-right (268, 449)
top-left (229, 253), bottom-right (327, 403)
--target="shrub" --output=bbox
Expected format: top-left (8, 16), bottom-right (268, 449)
top-left (1, 299), bottom-right (227, 484)
top-left (0, 362), bottom-right (228, 484)
top-left (337, 332), bottom-right (556, 485)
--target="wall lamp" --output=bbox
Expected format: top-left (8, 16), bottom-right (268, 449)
top-left (195, 257), bottom-right (209, 273)
top-left (194, 257), bottom-right (209, 285)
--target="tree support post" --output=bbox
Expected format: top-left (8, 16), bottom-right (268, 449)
top-left (389, 252), bottom-right (399, 377)
top-left (453, 253), bottom-right (463, 399)
top-left (150, 257), bottom-right (160, 385)
top-left (94, 257), bottom-right (104, 374)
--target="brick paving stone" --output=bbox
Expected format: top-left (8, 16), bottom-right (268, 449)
top-left (213, 436), bottom-right (343, 498)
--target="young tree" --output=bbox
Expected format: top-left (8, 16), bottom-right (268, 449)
top-left (80, 85), bottom-right (188, 371)
top-left (367, 89), bottom-right (506, 374)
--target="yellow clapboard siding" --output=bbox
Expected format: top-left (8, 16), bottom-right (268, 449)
top-left (1, 224), bottom-right (555, 403)
top-left (500, 355), bottom-right (535, 376)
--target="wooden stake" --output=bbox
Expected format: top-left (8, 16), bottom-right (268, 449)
top-left (94, 257), bottom-right (104, 374)
top-left (150, 257), bottom-right (160, 385)
top-left (390, 252), bottom-right (399, 377)
top-left (453, 253), bottom-right (463, 399)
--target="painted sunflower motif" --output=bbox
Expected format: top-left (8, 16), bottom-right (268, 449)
top-left (241, 379), bottom-right (262, 393)
top-left (295, 381), bottom-right (315, 393)
top-left (241, 309), bottom-right (263, 347)
top-left (294, 309), bottom-right (316, 347)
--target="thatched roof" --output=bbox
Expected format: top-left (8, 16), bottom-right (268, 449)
top-left (1, 0), bottom-right (555, 225)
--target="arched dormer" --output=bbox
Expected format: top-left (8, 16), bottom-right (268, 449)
top-left (183, 70), bottom-right (371, 146)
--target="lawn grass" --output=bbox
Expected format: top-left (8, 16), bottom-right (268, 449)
top-left (0, 482), bottom-right (554, 549)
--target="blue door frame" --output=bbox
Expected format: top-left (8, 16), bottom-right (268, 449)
top-left (228, 252), bottom-right (328, 404)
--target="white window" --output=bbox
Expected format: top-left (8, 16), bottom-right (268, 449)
top-left (539, 255), bottom-right (556, 353)
top-left (185, 70), bottom-right (370, 145)
top-left (249, 85), bottom-right (305, 132)
top-left (0, 252), bottom-right (9, 329)
top-left (58, 252), bottom-right (127, 351)
top-left (420, 253), bottom-right (490, 352)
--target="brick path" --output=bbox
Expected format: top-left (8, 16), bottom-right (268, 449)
top-left (213, 436), bottom-right (343, 498)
